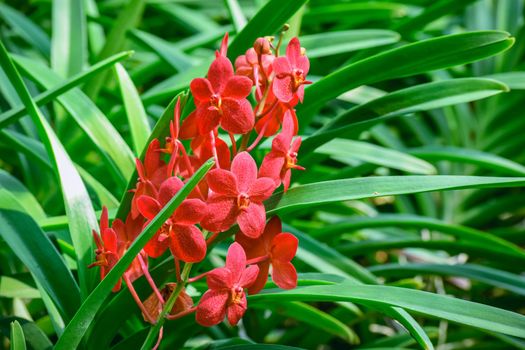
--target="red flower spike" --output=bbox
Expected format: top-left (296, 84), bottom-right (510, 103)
top-left (137, 177), bottom-right (207, 262)
top-left (201, 152), bottom-right (276, 238)
top-left (195, 242), bottom-right (259, 327)
top-left (190, 53), bottom-right (254, 135)
top-left (237, 216), bottom-right (298, 294)
top-left (112, 213), bottom-right (147, 283)
top-left (131, 139), bottom-right (167, 219)
top-left (235, 43), bottom-right (274, 98)
top-left (272, 37), bottom-right (311, 103)
top-left (259, 111), bottom-right (304, 191)
top-left (219, 32), bottom-right (229, 57)
top-left (255, 90), bottom-right (298, 137)
top-left (89, 207), bottom-right (122, 292)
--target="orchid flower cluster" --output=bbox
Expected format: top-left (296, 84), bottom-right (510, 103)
top-left (90, 32), bottom-right (309, 333)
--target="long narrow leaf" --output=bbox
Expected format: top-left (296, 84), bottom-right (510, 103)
top-left (54, 159), bottom-right (214, 350)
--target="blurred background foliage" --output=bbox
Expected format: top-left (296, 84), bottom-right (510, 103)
top-left (0, 0), bottom-right (524, 349)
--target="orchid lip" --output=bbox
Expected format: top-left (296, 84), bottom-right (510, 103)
top-left (230, 285), bottom-right (244, 304)
top-left (237, 193), bottom-right (250, 210)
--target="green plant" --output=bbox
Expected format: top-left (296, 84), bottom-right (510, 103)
top-left (0, 1), bottom-right (524, 349)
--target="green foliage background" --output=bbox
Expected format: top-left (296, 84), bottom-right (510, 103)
top-left (0, 0), bottom-right (524, 349)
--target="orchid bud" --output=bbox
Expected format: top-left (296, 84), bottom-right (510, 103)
top-left (254, 37), bottom-right (272, 55)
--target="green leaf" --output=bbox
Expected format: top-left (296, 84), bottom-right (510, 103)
top-left (393, 0), bottom-right (479, 36)
top-left (228, 0), bottom-right (309, 59)
top-left (303, 3), bottom-right (408, 25)
top-left (0, 169), bottom-right (46, 220)
top-left (83, 0), bottom-right (146, 100)
top-left (10, 321), bottom-right (26, 350)
top-left (287, 227), bottom-right (433, 350)
top-left (54, 159), bottom-right (214, 350)
top-left (484, 72), bottom-right (525, 89)
top-left (151, 3), bottom-right (220, 34)
top-left (302, 78), bottom-right (509, 153)
top-left (301, 29), bottom-right (400, 58)
top-left (0, 3), bottom-right (50, 58)
top-left (0, 129), bottom-right (119, 209)
top-left (0, 206), bottom-right (80, 322)
top-left (409, 146), bottom-right (525, 176)
top-left (51, 0), bottom-right (86, 78)
top-left (370, 263), bottom-right (525, 296)
top-left (0, 51), bottom-right (133, 128)
top-left (216, 346), bottom-right (305, 350)
top-left (14, 54), bottom-right (135, 183)
top-left (298, 31), bottom-right (515, 121)
top-left (317, 139), bottom-right (436, 174)
top-left (130, 29), bottom-right (195, 71)
top-left (310, 214), bottom-right (525, 262)
top-left (1, 318), bottom-right (52, 350)
top-left (0, 276), bottom-right (40, 299)
top-left (224, 0), bottom-right (247, 32)
top-left (252, 301), bottom-right (359, 344)
top-left (266, 176), bottom-right (525, 214)
top-left (115, 63), bottom-right (151, 154)
top-left (250, 283), bottom-right (525, 338)
top-left (0, 40), bottom-right (98, 299)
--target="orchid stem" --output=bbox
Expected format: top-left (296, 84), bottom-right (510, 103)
top-left (166, 306), bottom-right (197, 320)
top-left (246, 255), bottom-right (269, 265)
top-left (209, 131), bottom-right (221, 169)
top-left (175, 258), bottom-right (181, 283)
top-left (152, 327), bottom-right (163, 350)
top-left (229, 132), bottom-right (237, 156)
top-left (246, 123), bottom-right (269, 152)
top-left (138, 253), bottom-right (165, 304)
top-left (187, 271), bottom-right (209, 283)
top-left (140, 263), bottom-right (194, 350)
top-left (124, 274), bottom-right (155, 324)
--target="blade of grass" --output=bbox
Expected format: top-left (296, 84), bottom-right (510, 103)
top-left (14, 54), bottom-right (135, 184)
top-left (370, 263), bottom-right (525, 296)
top-left (266, 176), bottom-right (525, 215)
top-left (51, 0), bottom-right (87, 77)
top-left (316, 139), bottom-right (437, 175)
top-left (301, 78), bottom-right (509, 153)
top-left (251, 283), bottom-right (525, 338)
top-left (10, 320), bottom-right (26, 350)
top-left (224, 0), bottom-right (247, 32)
top-left (83, 0), bottom-right (146, 100)
top-left (0, 40), bottom-right (98, 298)
top-left (0, 198), bottom-right (80, 322)
top-left (115, 63), bottom-right (151, 154)
top-left (300, 29), bottom-right (400, 58)
top-left (0, 3), bottom-right (50, 58)
top-left (298, 31), bottom-right (515, 124)
top-left (0, 51), bottom-right (133, 128)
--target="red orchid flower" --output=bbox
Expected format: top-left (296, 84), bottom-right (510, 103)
top-left (236, 216), bottom-right (298, 294)
top-left (159, 98), bottom-right (182, 177)
top-left (112, 213), bottom-right (147, 283)
top-left (190, 52), bottom-right (254, 135)
top-left (89, 207), bottom-right (122, 291)
top-left (259, 111), bottom-right (304, 191)
top-left (89, 207), bottom-right (147, 292)
top-left (255, 89), bottom-right (298, 137)
top-left (131, 139), bottom-right (167, 219)
top-left (235, 38), bottom-right (274, 98)
top-left (195, 242), bottom-right (258, 327)
top-left (272, 37), bottom-right (311, 103)
top-left (137, 177), bottom-right (207, 262)
top-left (201, 152), bottom-right (276, 238)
